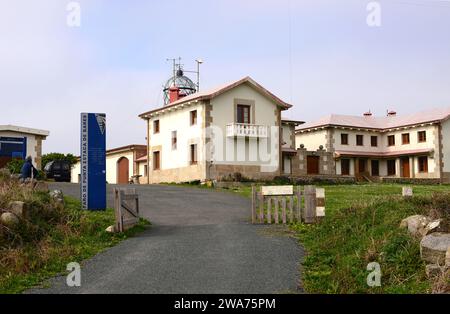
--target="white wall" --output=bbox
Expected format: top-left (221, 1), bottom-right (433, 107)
top-left (70, 151), bottom-right (134, 184)
top-left (295, 130), bottom-right (327, 151)
top-left (210, 83), bottom-right (280, 171)
top-left (282, 125), bottom-right (293, 148)
top-left (442, 119), bottom-right (450, 173)
top-left (149, 103), bottom-right (204, 171)
top-left (106, 151), bottom-right (134, 184)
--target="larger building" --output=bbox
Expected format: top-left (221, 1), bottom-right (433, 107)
top-left (138, 75), bottom-right (300, 184)
top-left (295, 108), bottom-right (450, 183)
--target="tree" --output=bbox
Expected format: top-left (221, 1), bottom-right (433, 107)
top-left (42, 153), bottom-right (78, 169)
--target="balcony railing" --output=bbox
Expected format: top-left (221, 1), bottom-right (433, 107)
top-left (226, 123), bottom-right (269, 138)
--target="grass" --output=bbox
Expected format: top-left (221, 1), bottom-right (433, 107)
top-left (216, 183), bottom-right (450, 294)
top-left (0, 176), bottom-right (150, 294)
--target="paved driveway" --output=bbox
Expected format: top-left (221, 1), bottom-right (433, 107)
top-left (28, 183), bottom-right (303, 294)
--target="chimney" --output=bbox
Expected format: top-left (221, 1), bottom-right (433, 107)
top-left (387, 110), bottom-right (397, 117)
top-left (363, 111), bottom-right (372, 117)
top-left (169, 86), bottom-right (180, 104)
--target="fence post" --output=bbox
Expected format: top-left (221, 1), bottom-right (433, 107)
top-left (251, 185), bottom-right (256, 224)
top-left (304, 185), bottom-right (317, 224)
top-left (282, 197), bottom-right (287, 224)
top-left (274, 197), bottom-right (279, 224)
top-left (267, 198), bottom-right (272, 224)
top-left (296, 186), bottom-right (302, 222)
top-left (289, 196), bottom-right (294, 224)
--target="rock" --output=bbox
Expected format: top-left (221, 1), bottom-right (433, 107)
top-left (8, 201), bottom-right (26, 218)
top-left (105, 226), bottom-right (116, 233)
top-left (0, 212), bottom-right (19, 227)
top-left (446, 248), bottom-right (450, 268)
top-left (421, 220), bottom-right (444, 237)
top-left (49, 190), bottom-right (65, 205)
top-left (34, 181), bottom-right (49, 193)
top-left (400, 215), bottom-right (431, 237)
top-left (425, 264), bottom-right (442, 278)
top-left (420, 233), bottom-right (450, 264)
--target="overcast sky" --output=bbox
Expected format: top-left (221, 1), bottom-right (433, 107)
top-left (1, 0), bottom-right (450, 154)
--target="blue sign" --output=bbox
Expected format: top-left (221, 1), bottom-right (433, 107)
top-left (0, 137), bottom-right (27, 159)
top-left (80, 113), bottom-right (106, 211)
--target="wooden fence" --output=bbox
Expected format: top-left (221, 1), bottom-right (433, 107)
top-left (251, 185), bottom-right (325, 225)
top-left (114, 188), bottom-right (140, 232)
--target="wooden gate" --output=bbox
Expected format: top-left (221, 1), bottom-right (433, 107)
top-left (251, 185), bottom-right (325, 225)
top-left (114, 188), bottom-right (140, 232)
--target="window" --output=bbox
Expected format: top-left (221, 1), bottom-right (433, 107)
top-left (341, 159), bottom-right (350, 176)
top-left (388, 135), bottom-right (395, 146)
top-left (418, 131), bottom-right (427, 143)
top-left (402, 133), bottom-right (410, 145)
top-left (153, 120), bottom-right (160, 134)
top-left (190, 144), bottom-right (198, 165)
top-left (144, 165), bottom-right (148, 177)
top-left (171, 131), bottom-right (177, 150)
top-left (190, 110), bottom-right (197, 126)
top-left (236, 105), bottom-right (251, 124)
top-left (418, 156), bottom-right (428, 173)
top-left (387, 160), bottom-right (396, 176)
top-left (341, 134), bottom-right (349, 145)
top-left (153, 151), bottom-right (160, 170)
top-left (371, 136), bottom-right (378, 147)
top-left (356, 135), bottom-right (364, 146)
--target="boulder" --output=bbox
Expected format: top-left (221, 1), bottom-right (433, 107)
top-left (0, 212), bottom-right (19, 227)
top-left (421, 220), bottom-right (445, 237)
top-left (8, 201), bottom-right (26, 218)
top-left (446, 247), bottom-right (450, 268)
top-left (34, 181), bottom-right (49, 193)
top-left (420, 233), bottom-right (450, 264)
top-left (49, 190), bottom-right (65, 205)
top-left (425, 264), bottom-right (442, 278)
top-left (400, 215), bottom-right (431, 237)
top-left (105, 225), bottom-right (116, 233)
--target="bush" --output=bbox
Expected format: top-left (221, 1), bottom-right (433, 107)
top-left (5, 159), bottom-right (24, 174)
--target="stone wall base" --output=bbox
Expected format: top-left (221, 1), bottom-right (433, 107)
top-left (149, 163), bottom-right (206, 184)
top-left (209, 164), bottom-right (280, 182)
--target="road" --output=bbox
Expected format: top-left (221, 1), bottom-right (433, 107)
top-left (28, 183), bottom-right (303, 294)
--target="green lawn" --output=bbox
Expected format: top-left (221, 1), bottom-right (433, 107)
top-left (221, 183), bottom-right (450, 294)
top-left (0, 196), bottom-right (149, 294)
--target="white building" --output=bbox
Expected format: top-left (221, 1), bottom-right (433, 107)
top-left (139, 76), bottom-right (298, 184)
top-left (295, 108), bottom-right (450, 182)
top-left (0, 125), bottom-right (49, 170)
top-left (71, 144), bottom-right (146, 184)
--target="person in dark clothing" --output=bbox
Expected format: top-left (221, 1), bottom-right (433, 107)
top-left (20, 156), bottom-right (38, 180)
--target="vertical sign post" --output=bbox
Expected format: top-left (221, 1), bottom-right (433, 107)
top-left (80, 113), bottom-right (106, 211)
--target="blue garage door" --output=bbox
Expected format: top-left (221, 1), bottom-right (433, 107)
top-left (0, 137), bottom-right (27, 168)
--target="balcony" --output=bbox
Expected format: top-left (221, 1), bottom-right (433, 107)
top-left (226, 123), bottom-right (269, 138)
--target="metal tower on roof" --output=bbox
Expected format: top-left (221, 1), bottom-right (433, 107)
top-left (163, 58), bottom-right (203, 106)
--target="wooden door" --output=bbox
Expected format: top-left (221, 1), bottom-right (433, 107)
top-left (117, 157), bottom-right (130, 184)
top-left (307, 156), bottom-right (320, 175)
top-left (371, 160), bottom-right (380, 176)
top-left (402, 158), bottom-right (410, 178)
top-left (358, 159), bottom-right (367, 173)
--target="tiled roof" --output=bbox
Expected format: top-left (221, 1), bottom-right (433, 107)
top-left (297, 107), bottom-right (450, 132)
top-left (139, 76), bottom-right (292, 118)
top-left (335, 148), bottom-right (433, 158)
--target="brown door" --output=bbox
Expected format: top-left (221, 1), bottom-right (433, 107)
top-left (371, 160), bottom-right (380, 176)
top-left (117, 157), bottom-right (130, 184)
top-left (358, 159), bottom-right (367, 173)
top-left (402, 158), bottom-right (410, 178)
top-left (307, 156), bottom-right (320, 175)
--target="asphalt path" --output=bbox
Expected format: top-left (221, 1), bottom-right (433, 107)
top-left (27, 183), bottom-right (303, 294)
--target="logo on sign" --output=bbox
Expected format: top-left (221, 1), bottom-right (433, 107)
top-left (96, 114), bottom-right (106, 135)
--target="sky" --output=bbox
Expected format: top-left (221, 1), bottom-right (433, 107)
top-left (1, 0), bottom-right (450, 154)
